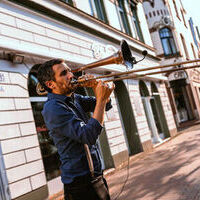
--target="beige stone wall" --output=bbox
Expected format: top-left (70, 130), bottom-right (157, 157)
top-left (0, 69), bottom-right (46, 199)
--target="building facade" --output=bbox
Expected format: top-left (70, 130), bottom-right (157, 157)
top-left (143, 0), bottom-right (200, 128)
top-left (0, 0), bottom-right (176, 199)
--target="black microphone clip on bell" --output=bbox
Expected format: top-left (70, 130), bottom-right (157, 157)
top-left (132, 50), bottom-right (148, 65)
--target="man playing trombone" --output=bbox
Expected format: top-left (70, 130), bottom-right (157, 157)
top-left (37, 59), bottom-right (115, 200)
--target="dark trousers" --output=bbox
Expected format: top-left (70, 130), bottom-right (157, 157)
top-left (64, 175), bottom-right (110, 200)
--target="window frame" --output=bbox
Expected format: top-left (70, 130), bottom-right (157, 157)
top-left (159, 27), bottom-right (177, 56)
top-left (89, 0), bottom-right (108, 23)
top-left (28, 69), bottom-right (61, 181)
top-left (180, 34), bottom-right (189, 60)
top-left (130, 1), bottom-right (144, 42)
top-left (172, 0), bottom-right (180, 20)
top-left (191, 43), bottom-right (197, 59)
top-left (116, 0), bottom-right (132, 36)
top-left (180, 9), bottom-right (187, 28)
top-left (60, 0), bottom-right (73, 5)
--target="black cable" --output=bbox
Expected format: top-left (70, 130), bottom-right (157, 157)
top-left (22, 61), bottom-right (30, 71)
top-left (113, 156), bottom-right (130, 200)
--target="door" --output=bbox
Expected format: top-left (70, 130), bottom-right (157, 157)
top-left (150, 97), bottom-right (165, 139)
top-left (84, 87), bottom-right (114, 170)
top-left (114, 80), bottom-right (142, 155)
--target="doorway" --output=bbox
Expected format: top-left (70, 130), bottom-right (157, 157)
top-left (83, 87), bottom-right (114, 170)
top-left (114, 80), bottom-right (142, 155)
top-left (139, 81), bottom-right (162, 144)
top-left (151, 82), bottom-right (170, 139)
top-left (170, 79), bottom-right (194, 123)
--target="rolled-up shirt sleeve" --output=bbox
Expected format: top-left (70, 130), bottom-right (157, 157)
top-left (42, 102), bottom-right (103, 145)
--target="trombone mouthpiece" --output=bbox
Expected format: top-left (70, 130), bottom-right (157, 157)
top-left (70, 80), bottom-right (78, 85)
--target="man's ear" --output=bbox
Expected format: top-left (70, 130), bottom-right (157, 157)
top-left (45, 80), bottom-right (55, 90)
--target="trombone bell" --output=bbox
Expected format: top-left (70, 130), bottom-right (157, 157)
top-left (72, 40), bottom-right (134, 73)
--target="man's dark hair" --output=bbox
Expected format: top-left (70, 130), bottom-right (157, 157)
top-left (37, 59), bottom-right (64, 92)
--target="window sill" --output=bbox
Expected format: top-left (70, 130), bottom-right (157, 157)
top-left (158, 52), bottom-right (181, 59)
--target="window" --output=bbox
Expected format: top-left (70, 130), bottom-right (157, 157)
top-left (89, 0), bottom-right (108, 23)
top-left (196, 26), bottom-right (200, 40)
top-left (191, 43), bottom-right (196, 59)
top-left (159, 27), bottom-right (177, 56)
top-left (180, 34), bottom-right (189, 59)
top-left (173, 0), bottom-right (180, 19)
top-left (181, 9), bottom-right (187, 27)
top-left (116, 0), bottom-right (132, 36)
top-left (130, 2), bottom-right (144, 42)
top-left (28, 65), bottom-right (61, 181)
top-left (60, 0), bottom-right (73, 5)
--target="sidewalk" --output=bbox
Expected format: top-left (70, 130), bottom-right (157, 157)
top-left (49, 124), bottom-right (200, 200)
top-left (106, 124), bottom-right (200, 200)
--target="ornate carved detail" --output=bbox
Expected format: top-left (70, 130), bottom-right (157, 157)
top-left (152, 16), bottom-right (174, 30)
top-left (91, 43), bottom-right (118, 59)
top-left (143, 0), bottom-right (155, 7)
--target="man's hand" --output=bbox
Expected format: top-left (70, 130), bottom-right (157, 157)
top-left (94, 80), bottom-right (115, 103)
top-left (92, 80), bottom-right (115, 125)
top-left (78, 74), bottom-right (98, 88)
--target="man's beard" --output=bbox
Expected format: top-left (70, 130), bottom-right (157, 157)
top-left (65, 87), bottom-right (75, 95)
top-left (56, 81), bottom-right (76, 96)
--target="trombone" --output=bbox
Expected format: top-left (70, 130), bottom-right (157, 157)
top-left (72, 59), bottom-right (200, 86)
top-left (36, 40), bottom-right (200, 95)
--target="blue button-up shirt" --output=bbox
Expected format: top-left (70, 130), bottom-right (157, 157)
top-left (42, 92), bottom-right (112, 184)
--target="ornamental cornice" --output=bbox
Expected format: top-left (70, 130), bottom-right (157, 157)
top-left (152, 16), bottom-right (174, 30)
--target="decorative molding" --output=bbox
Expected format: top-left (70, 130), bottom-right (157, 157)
top-left (149, 27), bottom-right (157, 33)
top-left (91, 43), bottom-right (118, 59)
top-left (152, 16), bottom-right (174, 30)
top-left (131, 0), bottom-right (142, 3)
top-left (143, 0), bottom-right (155, 7)
top-left (168, 70), bottom-right (188, 81)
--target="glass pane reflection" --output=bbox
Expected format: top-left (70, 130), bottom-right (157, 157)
top-left (28, 66), bottom-right (61, 181)
top-left (31, 102), bottom-right (61, 181)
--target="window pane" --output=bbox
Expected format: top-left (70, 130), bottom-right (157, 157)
top-left (169, 38), bottom-right (177, 54)
top-left (60, 0), bottom-right (73, 5)
top-left (89, 0), bottom-right (107, 23)
top-left (94, 0), bottom-right (104, 20)
top-left (32, 102), bottom-right (61, 181)
top-left (131, 3), bottom-right (144, 42)
top-left (159, 28), bottom-right (177, 56)
top-left (28, 68), bottom-right (61, 181)
top-left (162, 38), bottom-right (172, 55)
top-left (117, 0), bottom-right (131, 35)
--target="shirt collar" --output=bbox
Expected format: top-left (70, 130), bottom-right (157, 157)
top-left (47, 92), bottom-right (75, 103)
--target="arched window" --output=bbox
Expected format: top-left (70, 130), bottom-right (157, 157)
top-left (159, 27), bottom-right (177, 56)
top-left (28, 65), bottom-right (61, 181)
